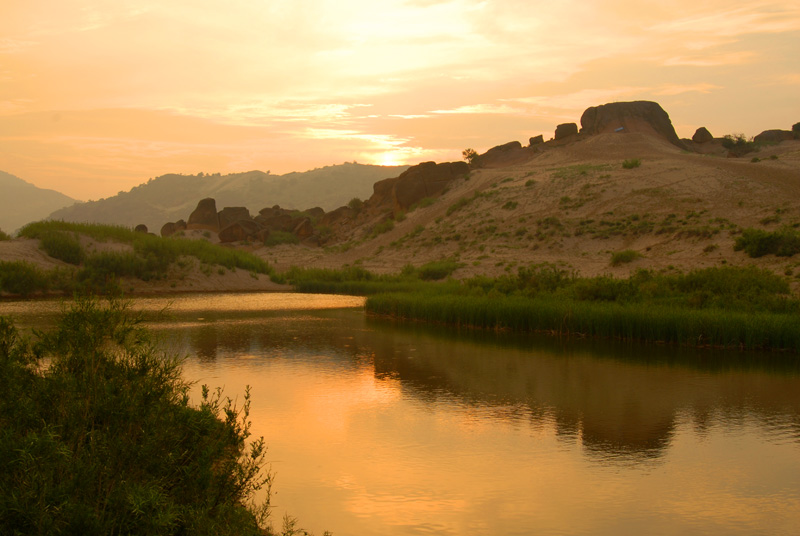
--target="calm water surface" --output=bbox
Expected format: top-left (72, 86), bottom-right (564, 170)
top-left (3, 293), bottom-right (800, 535)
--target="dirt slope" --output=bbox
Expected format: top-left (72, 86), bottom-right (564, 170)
top-left (259, 132), bottom-right (800, 282)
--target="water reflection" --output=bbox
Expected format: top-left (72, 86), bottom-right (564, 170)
top-left (149, 307), bottom-right (800, 466)
top-left (4, 294), bottom-right (800, 535)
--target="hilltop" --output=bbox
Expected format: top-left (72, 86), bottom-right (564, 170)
top-left (46, 163), bottom-right (408, 232)
top-left (0, 171), bottom-right (75, 234)
top-left (235, 101), bottom-right (800, 282)
top-left (3, 100), bottom-right (800, 295)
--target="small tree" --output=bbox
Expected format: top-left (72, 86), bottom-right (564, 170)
top-left (348, 197), bottom-right (364, 213)
top-left (462, 148), bottom-right (478, 164)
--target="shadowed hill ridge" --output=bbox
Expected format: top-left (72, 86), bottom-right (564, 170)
top-left (47, 163), bottom-right (408, 232)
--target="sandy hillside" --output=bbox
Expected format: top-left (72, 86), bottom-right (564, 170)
top-left (258, 132), bottom-right (800, 282)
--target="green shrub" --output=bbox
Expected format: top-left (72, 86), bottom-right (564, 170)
top-left (0, 298), bottom-right (273, 535)
top-left (0, 261), bottom-right (50, 296)
top-left (348, 197), bottom-right (364, 213)
top-left (418, 259), bottom-right (460, 281)
top-left (502, 201), bottom-right (518, 210)
top-left (370, 219), bottom-right (394, 237)
top-left (734, 227), bottom-right (800, 258)
top-left (610, 249), bottom-right (641, 266)
top-left (38, 231), bottom-right (84, 265)
top-left (722, 133), bottom-right (756, 156)
top-left (622, 158), bottom-right (641, 169)
top-left (0, 229), bottom-right (10, 241)
top-left (263, 231), bottom-right (300, 247)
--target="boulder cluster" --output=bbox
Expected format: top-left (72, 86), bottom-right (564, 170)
top-left (158, 160), bottom-right (471, 246)
top-left (147, 101), bottom-right (798, 247)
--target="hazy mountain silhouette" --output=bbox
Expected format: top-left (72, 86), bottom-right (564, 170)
top-left (48, 163), bottom-right (408, 232)
top-left (0, 171), bottom-right (76, 234)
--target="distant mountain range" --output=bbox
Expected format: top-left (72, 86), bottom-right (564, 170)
top-left (47, 163), bottom-right (409, 232)
top-left (0, 171), bottom-right (76, 234)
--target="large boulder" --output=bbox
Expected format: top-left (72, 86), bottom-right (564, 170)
top-left (554, 123), bottom-right (578, 140)
top-left (529, 135), bottom-right (544, 146)
top-left (692, 127), bottom-right (713, 143)
top-left (319, 206), bottom-right (355, 229)
top-left (580, 101), bottom-right (683, 148)
top-left (754, 129), bottom-right (794, 143)
top-left (187, 198), bottom-right (220, 232)
top-left (218, 206), bottom-right (251, 229)
top-left (793, 122), bottom-right (800, 139)
top-left (218, 220), bottom-right (260, 243)
top-left (160, 219), bottom-right (187, 237)
top-left (391, 161), bottom-right (469, 211)
top-left (478, 141), bottom-right (529, 168)
top-left (293, 218), bottom-right (315, 240)
top-left (134, 224), bottom-right (148, 233)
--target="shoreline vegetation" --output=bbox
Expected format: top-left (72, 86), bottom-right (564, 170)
top-left (285, 263), bottom-right (800, 353)
top-left (1, 221), bottom-right (799, 352)
top-left (0, 297), bottom-right (319, 536)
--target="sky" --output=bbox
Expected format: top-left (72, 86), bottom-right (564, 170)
top-left (1, 0), bottom-right (799, 201)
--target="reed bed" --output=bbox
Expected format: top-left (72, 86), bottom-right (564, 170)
top-left (366, 293), bottom-right (800, 352)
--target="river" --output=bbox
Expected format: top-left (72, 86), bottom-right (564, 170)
top-left (2, 292), bottom-right (799, 535)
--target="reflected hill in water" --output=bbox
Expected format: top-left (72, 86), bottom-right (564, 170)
top-left (155, 309), bottom-right (800, 464)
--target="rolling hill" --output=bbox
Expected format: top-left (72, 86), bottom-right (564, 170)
top-left (0, 171), bottom-right (76, 234)
top-left (47, 163), bottom-right (408, 232)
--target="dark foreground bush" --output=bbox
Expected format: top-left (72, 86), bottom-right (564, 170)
top-left (0, 260), bottom-right (50, 297)
top-left (0, 298), bottom-right (275, 535)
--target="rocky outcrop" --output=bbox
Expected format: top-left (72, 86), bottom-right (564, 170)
top-left (395, 161), bottom-right (469, 211)
top-left (367, 161), bottom-right (469, 213)
top-left (218, 220), bottom-right (260, 243)
top-left (554, 123), bottom-right (578, 140)
top-left (134, 224), bottom-right (148, 233)
top-left (580, 101), bottom-right (684, 148)
top-left (793, 122), bottom-right (800, 139)
top-left (754, 130), bottom-right (794, 144)
top-left (160, 219), bottom-right (186, 237)
top-left (529, 135), bottom-right (544, 146)
top-left (187, 198), bottom-right (220, 231)
top-left (218, 207), bottom-right (251, 230)
top-left (692, 127), bottom-right (713, 143)
top-left (478, 141), bottom-right (530, 168)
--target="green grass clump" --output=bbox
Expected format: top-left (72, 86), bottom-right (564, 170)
top-left (264, 231), bottom-right (300, 247)
top-left (38, 231), bottom-right (84, 265)
top-left (417, 259), bottom-right (460, 281)
top-left (0, 261), bottom-right (51, 297)
top-left (734, 227), bottom-right (800, 258)
top-left (20, 221), bottom-right (273, 280)
top-left (622, 158), bottom-right (641, 169)
top-left (0, 298), bottom-right (273, 535)
top-left (370, 219), bottom-right (395, 237)
top-left (610, 249), bottom-right (641, 266)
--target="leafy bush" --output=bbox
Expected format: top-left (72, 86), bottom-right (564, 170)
top-left (610, 250), bottom-right (642, 266)
top-left (0, 298), bottom-right (273, 535)
top-left (0, 261), bottom-right (50, 296)
top-left (39, 230), bottom-right (84, 265)
top-left (417, 259), bottom-right (460, 281)
top-left (348, 197), bottom-right (364, 213)
top-left (263, 231), bottom-right (300, 247)
top-left (0, 229), bottom-right (10, 241)
top-left (370, 219), bottom-right (394, 237)
top-left (722, 133), bottom-right (756, 156)
top-left (622, 158), bottom-right (641, 169)
top-left (734, 227), bottom-right (800, 258)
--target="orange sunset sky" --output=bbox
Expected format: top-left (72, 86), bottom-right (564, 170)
top-left (1, 0), bottom-right (799, 201)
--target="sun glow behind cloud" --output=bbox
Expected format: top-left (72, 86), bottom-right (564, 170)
top-left (0, 0), bottom-right (798, 198)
